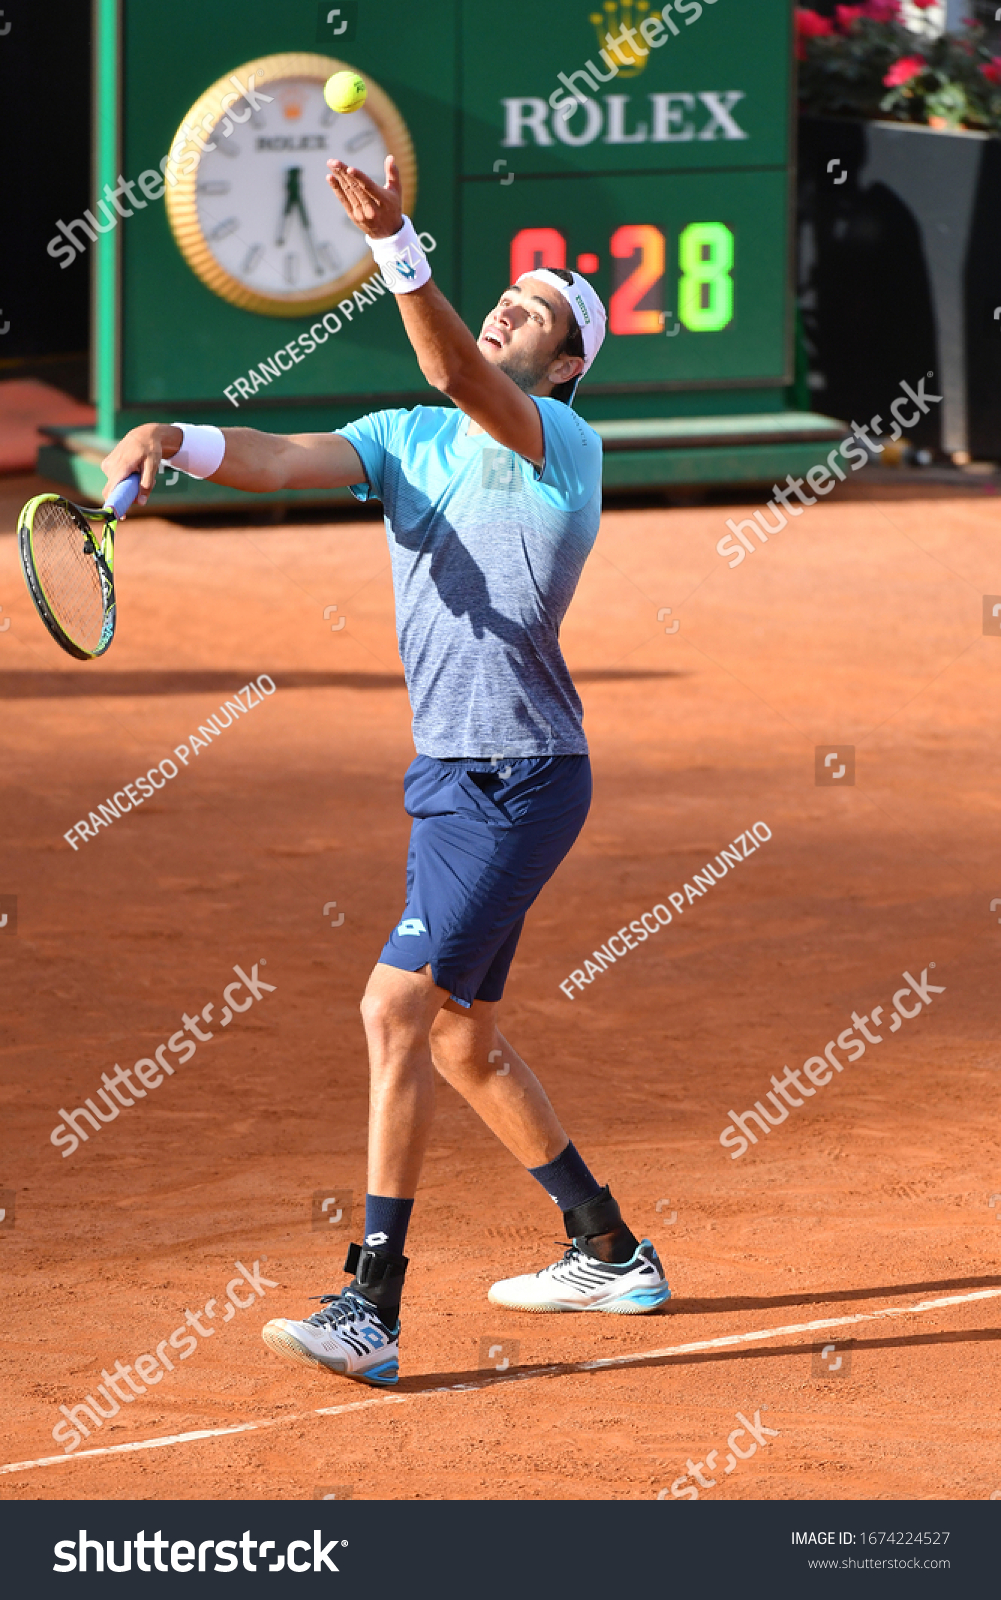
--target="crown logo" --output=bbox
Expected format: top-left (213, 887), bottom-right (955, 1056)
top-left (281, 87), bottom-right (305, 121)
top-left (590, 0), bottom-right (653, 78)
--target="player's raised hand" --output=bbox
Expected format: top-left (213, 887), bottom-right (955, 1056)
top-left (326, 154), bottom-right (403, 239)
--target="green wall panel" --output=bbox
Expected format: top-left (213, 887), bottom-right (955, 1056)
top-left (99, 0), bottom-right (794, 435)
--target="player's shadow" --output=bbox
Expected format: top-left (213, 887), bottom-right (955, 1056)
top-left (394, 1324), bottom-right (1000, 1395)
top-left (0, 667), bottom-right (685, 698)
top-left (665, 1271), bottom-right (1001, 1316)
top-left (619, 1325), bottom-right (1001, 1375)
top-left (573, 669), bottom-right (687, 682)
top-left (0, 669), bottom-right (408, 698)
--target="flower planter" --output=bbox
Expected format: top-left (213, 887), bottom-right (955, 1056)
top-left (798, 114), bottom-right (1001, 460)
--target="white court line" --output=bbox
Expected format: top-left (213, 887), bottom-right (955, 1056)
top-left (3, 1285), bottom-right (999, 1478)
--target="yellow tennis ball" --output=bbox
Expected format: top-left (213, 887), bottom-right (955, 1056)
top-left (323, 71), bottom-right (367, 114)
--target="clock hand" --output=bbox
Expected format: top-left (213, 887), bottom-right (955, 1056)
top-left (293, 204), bottom-right (324, 277)
top-left (284, 167), bottom-right (324, 276)
top-left (276, 166), bottom-right (297, 247)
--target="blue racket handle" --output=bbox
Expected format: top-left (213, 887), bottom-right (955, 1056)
top-left (103, 472), bottom-right (141, 518)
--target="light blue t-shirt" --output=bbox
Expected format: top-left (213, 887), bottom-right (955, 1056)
top-left (337, 398), bottom-right (602, 758)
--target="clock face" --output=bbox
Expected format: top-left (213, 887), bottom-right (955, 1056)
top-left (165, 53), bottom-right (417, 317)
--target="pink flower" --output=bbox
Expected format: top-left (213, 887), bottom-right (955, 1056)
top-left (795, 7), bottom-right (834, 57)
top-left (982, 56), bottom-right (1001, 85)
top-left (795, 8), bottom-right (835, 37)
top-left (835, 5), bottom-right (866, 27)
top-left (864, 0), bottom-right (902, 19)
top-left (883, 54), bottom-right (927, 88)
top-left (911, 0), bottom-right (937, 8)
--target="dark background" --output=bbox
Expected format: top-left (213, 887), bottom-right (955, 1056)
top-left (0, 0), bottom-right (92, 397)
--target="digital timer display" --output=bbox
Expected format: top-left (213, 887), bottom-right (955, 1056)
top-left (511, 221), bottom-right (736, 336)
top-left (460, 168), bottom-right (788, 391)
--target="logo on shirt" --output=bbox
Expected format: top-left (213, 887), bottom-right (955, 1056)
top-left (397, 918), bottom-right (427, 937)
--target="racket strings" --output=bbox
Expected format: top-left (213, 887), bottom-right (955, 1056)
top-left (30, 502), bottom-right (108, 653)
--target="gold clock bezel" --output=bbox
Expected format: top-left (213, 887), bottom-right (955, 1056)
top-left (164, 52), bottom-right (417, 319)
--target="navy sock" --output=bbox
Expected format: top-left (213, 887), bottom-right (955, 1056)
top-left (527, 1141), bottom-right (601, 1212)
top-left (362, 1194), bottom-right (414, 1258)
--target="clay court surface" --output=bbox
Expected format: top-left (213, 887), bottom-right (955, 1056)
top-left (1, 472), bottom-right (999, 1503)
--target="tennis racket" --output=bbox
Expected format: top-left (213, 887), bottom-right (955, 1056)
top-left (17, 473), bottom-right (140, 660)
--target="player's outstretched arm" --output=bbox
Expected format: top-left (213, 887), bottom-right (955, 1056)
top-left (393, 280), bottom-right (546, 465)
top-left (326, 156), bottom-right (548, 466)
top-left (100, 425), bottom-right (365, 508)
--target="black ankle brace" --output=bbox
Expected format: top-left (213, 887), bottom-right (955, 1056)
top-left (562, 1184), bottom-right (623, 1241)
top-left (343, 1241), bottom-right (408, 1312)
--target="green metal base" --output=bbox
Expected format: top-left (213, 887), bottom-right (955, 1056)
top-left (594, 410), bottom-right (846, 489)
top-left (37, 409), bottom-right (847, 509)
top-left (601, 440), bottom-right (846, 490)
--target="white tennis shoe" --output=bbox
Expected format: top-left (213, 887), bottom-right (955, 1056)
top-left (488, 1238), bottom-right (670, 1314)
top-left (262, 1288), bottom-right (400, 1385)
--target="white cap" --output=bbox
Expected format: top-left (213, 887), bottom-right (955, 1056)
top-left (516, 268), bottom-right (607, 380)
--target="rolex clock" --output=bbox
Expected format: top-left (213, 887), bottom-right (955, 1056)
top-left (164, 53), bottom-right (416, 317)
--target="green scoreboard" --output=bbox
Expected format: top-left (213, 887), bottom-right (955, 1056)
top-left (44, 0), bottom-right (842, 504)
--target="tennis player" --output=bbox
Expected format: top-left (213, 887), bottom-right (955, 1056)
top-left (100, 153), bottom-right (669, 1388)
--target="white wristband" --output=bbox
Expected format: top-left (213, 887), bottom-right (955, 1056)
top-left (169, 423), bottom-right (226, 479)
top-left (368, 216), bottom-right (432, 293)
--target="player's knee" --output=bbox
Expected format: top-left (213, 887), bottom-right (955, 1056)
top-left (360, 987), bottom-right (417, 1046)
top-left (359, 988), bottom-right (392, 1036)
top-left (428, 1012), bottom-right (481, 1076)
top-left (429, 1035), bottom-right (463, 1084)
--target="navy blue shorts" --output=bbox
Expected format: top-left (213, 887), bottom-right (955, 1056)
top-left (379, 755), bottom-right (591, 1006)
